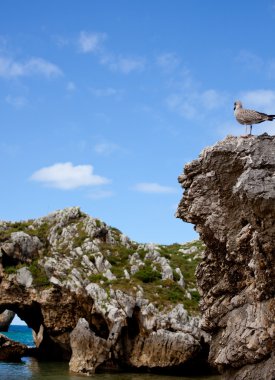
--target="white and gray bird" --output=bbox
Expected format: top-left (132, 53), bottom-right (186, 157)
top-left (234, 100), bottom-right (275, 135)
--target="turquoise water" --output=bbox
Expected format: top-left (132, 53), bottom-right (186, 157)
top-left (3, 325), bottom-right (35, 347)
top-left (0, 326), bottom-right (221, 380)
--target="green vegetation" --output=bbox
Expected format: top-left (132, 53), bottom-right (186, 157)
top-left (0, 213), bottom-right (204, 315)
top-left (94, 240), bottom-right (204, 314)
top-left (89, 273), bottom-right (105, 283)
top-left (95, 219), bottom-right (102, 228)
top-left (0, 220), bottom-right (51, 251)
top-left (3, 259), bottom-right (50, 288)
top-left (0, 221), bottom-right (33, 242)
top-left (28, 260), bottom-right (50, 287)
top-left (28, 222), bottom-right (51, 244)
top-left (72, 221), bottom-right (89, 248)
top-left (99, 242), bottom-right (137, 278)
top-left (172, 269), bottom-right (181, 282)
top-left (159, 241), bottom-right (204, 290)
top-left (4, 264), bottom-right (23, 275)
top-left (109, 226), bottom-right (122, 241)
top-left (134, 265), bottom-right (162, 283)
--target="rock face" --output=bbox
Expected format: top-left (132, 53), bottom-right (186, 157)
top-left (0, 207), bottom-right (209, 375)
top-left (0, 310), bottom-right (15, 331)
top-left (0, 333), bottom-right (29, 361)
top-left (176, 134), bottom-right (275, 380)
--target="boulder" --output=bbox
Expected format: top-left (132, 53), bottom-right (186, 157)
top-left (0, 333), bottom-right (29, 361)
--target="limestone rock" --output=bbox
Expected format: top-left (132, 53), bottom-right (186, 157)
top-left (16, 267), bottom-right (33, 287)
top-left (176, 134), bottom-right (275, 379)
top-left (0, 333), bottom-right (29, 361)
top-left (129, 329), bottom-right (200, 367)
top-left (0, 207), bottom-right (207, 374)
top-left (0, 231), bottom-right (42, 265)
top-left (0, 310), bottom-right (15, 331)
top-left (70, 318), bottom-right (109, 375)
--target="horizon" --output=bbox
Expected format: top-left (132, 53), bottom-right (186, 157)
top-left (1, 0), bottom-right (275, 244)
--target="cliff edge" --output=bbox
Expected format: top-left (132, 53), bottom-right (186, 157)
top-left (176, 134), bottom-right (275, 380)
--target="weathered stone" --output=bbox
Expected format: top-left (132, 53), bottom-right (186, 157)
top-left (0, 333), bottom-right (29, 361)
top-left (176, 134), bottom-right (275, 379)
top-left (0, 231), bottom-right (42, 268)
top-left (70, 318), bottom-right (109, 375)
top-left (0, 310), bottom-right (15, 331)
top-left (0, 207), bottom-right (208, 374)
top-left (16, 267), bottom-right (33, 287)
top-left (129, 329), bottom-right (200, 367)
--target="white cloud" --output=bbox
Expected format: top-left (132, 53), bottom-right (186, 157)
top-left (235, 50), bottom-right (275, 80)
top-left (101, 54), bottom-right (145, 74)
top-left (78, 31), bottom-right (106, 53)
top-left (165, 64), bottom-right (227, 120)
top-left (156, 53), bottom-right (180, 72)
top-left (66, 81), bottom-right (76, 92)
top-left (133, 182), bottom-right (177, 194)
top-left (90, 87), bottom-right (121, 98)
top-left (201, 89), bottom-right (226, 110)
top-left (241, 90), bottom-right (275, 113)
top-left (59, 30), bottom-right (144, 74)
top-left (235, 50), bottom-right (264, 71)
top-left (30, 162), bottom-right (110, 190)
top-left (166, 88), bottom-right (227, 120)
top-left (5, 95), bottom-right (28, 108)
top-left (94, 142), bottom-right (119, 156)
top-left (0, 56), bottom-right (62, 78)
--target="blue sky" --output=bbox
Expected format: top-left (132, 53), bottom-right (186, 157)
top-left (1, 0), bottom-right (275, 245)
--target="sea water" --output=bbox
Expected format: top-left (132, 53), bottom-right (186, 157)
top-left (0, 326), bottom-right (221, 380)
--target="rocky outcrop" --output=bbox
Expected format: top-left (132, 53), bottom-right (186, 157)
top-left (70, 318), bottom-right (109, 374)
top-left (0, 207), bottom-right (209, 374)
top-left (0, 310), bottom-right (15, 331)
top-left (0, 334), bottom-right (29, 361)
top-left (176, 134), bottom-right (275, 380)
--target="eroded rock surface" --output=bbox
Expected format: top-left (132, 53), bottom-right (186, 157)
top-left (0, 334), bottom-right (29, 361)
top-left (0, 207), bottom-right (208, 374)
top-left (176, 134), bottom-right (275, 380)
top-left (0, 310), bottom-right (15, 331)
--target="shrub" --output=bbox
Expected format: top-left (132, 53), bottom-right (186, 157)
top-left (72, 222), bottom-right (88, 248)
top-left (173, 269), bottom-right (181, 282)
top-left (89, 273), bottom-right (105, 283)
top-left (4, 266), bottom-right (18, 275)
top-left (134, 266), bottom-right (162, 283)
top-left (28, 261), bottom-right (50, 287)
top-left (166, 283), bottom-right (185, 303)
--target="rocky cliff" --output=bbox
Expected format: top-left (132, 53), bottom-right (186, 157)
top-left (0, 207), bottom-right (210, 375)
top-left (176, 134), bottom-right (275, 380)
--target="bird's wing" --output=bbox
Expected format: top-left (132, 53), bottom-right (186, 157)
top-left (237, 109), bottom-right (268, 124)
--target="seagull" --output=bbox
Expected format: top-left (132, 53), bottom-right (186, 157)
top-left (234, 100), bottom-right (275, 135)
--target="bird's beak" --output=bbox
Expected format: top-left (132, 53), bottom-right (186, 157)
top-left (234, 105), bottom-right (236, 110)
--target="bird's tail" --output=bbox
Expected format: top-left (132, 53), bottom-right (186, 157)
top-left (267, 114), bottom-right (275, 120)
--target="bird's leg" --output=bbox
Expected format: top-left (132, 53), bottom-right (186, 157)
top-left (249, 125), bottom-right (252, 135)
